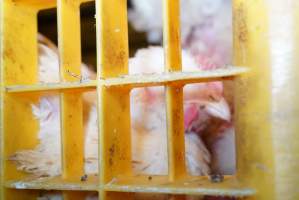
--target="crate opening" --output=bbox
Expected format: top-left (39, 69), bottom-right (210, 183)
top-left (184, 82), bottom-right (236, 176)
top-left (128, 0), bottom-right (164, 45)
top-left (6, 91), bottom-right (62, 178)
top-left (130, 86), bottom-right (168, 176)
top-left (80, 1), bottom-right (97, 72)
top-left (37, 8), bottom-right (59, 84)
top-left (8, 6), bottom-right (98, 179)
top-left (37, 191), bottom-right (62, 200)
top-left (9, 92), bottom-right (98, 179)
top-left (38, 8), bottom-right (58, 47)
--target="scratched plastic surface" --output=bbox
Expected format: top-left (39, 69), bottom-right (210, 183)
top-left (2, 0), bottom-right (297, 200)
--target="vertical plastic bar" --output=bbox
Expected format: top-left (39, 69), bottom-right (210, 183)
top-left (0, 1), bottom-right (3, 197)
top-left (234, 0), bottom-right (299, 199)
top-left (233, 1), bottom-right (275, 199)
top-left (57, 0), bottom-right (85, 199)
top-left (163, 0), bottom-right (186, 183)
top-left (0, 1), bottom-right (40, 199)
top-left (96, 0), bottom-right (132, 199)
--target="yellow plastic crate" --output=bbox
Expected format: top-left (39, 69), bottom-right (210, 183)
top-left (1, 0), bottom-right (299, 199)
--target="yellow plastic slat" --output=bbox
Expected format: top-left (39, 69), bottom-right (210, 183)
top-left (5, 175), bottom-right (255, 197)
top-left (234, 0), bottom-right (299, 199)
top-left (0, 0), bottom-right (40, 199)
top-left (100, 67), bottom-right (248, 88)
top-left (14, 0), bottom-right (56, 10)
top-left (58, 0), bottom-right (84, 179)
top-left (105, 176), bottom-right (255, 197)
top-left (5, 175), bottom-right (99, 191)
top-left (163, 0), bottom-right (186, 184)
top-left (233, 0), bottom-right (275, 199)
top-left (12, 0), bottom-right (94, 10)
top-left (57, 0), bottom-right (85, 199)
top-left (96, 0), bottom-right (132, 199)
top-left (6, 81), bottom-right (97, 93)
top-left (0, 0), bottom-right (2, 197)
top-left (5, 67), bottom-right (248, 93)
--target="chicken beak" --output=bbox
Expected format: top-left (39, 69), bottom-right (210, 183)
top-left (205, 98), bottom-right (231, 121)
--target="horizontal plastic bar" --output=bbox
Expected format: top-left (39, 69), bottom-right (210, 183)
top-left (5, 66), bottom-right (248, 93)
top-left (104, 175), bottom-right (255, 197)
top-left (99, 66), bottom-right (248, 88)
top-left (5, 175), bottom-right (255, 197)
top-left (15, 0), bottom-right (94, 9)
top-left (5, 81), bottom-right (97, 93)
top-left (4, 175), bottom-right (99, 191)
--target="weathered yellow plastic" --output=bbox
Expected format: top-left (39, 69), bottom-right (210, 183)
top-left (163, 0), bottom-right (186, 184)
top-left (1, 0), bottom-right (297, 199)
top-left (233, 0), bottom-right (299, 199)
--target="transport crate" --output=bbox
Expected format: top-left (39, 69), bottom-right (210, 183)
top-left (1, 0), bottom-right (298, 199)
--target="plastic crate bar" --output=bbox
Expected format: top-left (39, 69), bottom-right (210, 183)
top-left (57, 0), bottom-right (86, 199)
top-left (104, 176), bottom-right (255, 197)
top-left (12, 0), bottom-right (94, 10)
top-left (4, 175), bottom-right (255, 197)
top-left (5, 66), bottom-right (248, 93)
top-left (4, 175), bottom-right (99, 191)
top-left (233, 0), bottom-right (299, 199)
top-left (96, 0), bottom-right (132, 199)
top-left (163, 0), bottom-right (186, 183)
top-left (1, 1), bottom-right (40, 199)
top-left (5, 81), bottom-right (97, 93)
top-left (100, 67), bottom-right (248, 88)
